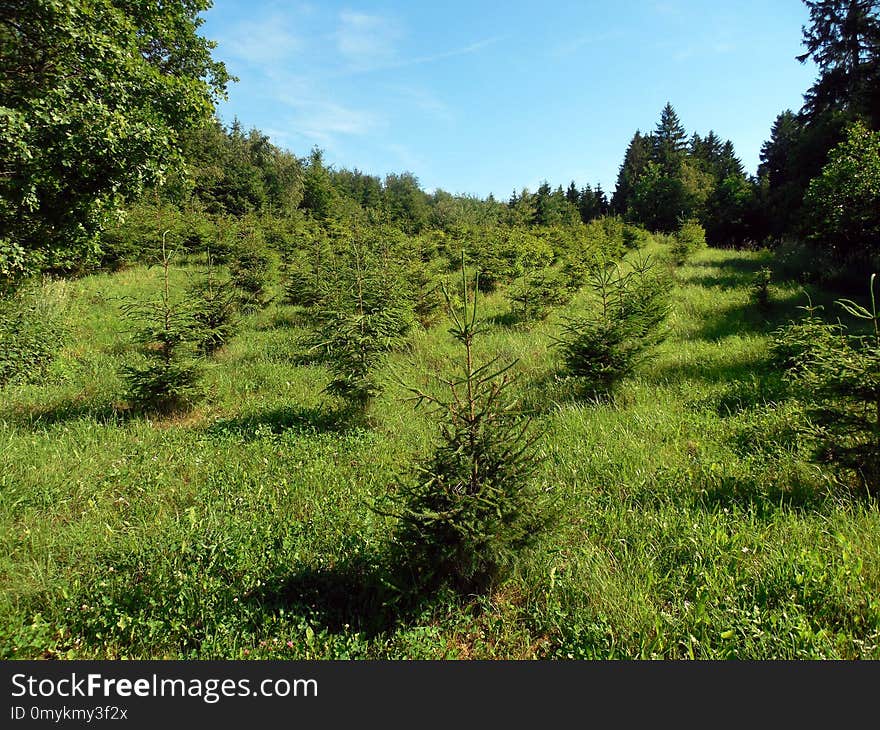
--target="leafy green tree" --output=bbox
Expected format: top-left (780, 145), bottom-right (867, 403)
top-left (803, 121), bottom-right (880, 269)
top-left (382, 172), bottom-right (431, 233)
top-left (671, 219), bottom-right (708, 265)
top-left (630, 163), bottom-right (688, 232)
top-left (0, 0), bottom-right (230, 287)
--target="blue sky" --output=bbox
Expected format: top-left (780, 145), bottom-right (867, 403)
top-left (201, 0), bottom-right (817, 199)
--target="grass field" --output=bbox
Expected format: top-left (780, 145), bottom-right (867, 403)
top-left (2, 244), bottom-right (879, 659)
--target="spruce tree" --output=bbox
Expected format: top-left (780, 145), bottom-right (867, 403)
top-left (652, 103), bottom-right (689, 174)
top-left (798, 0), bottom-right (880, 126)
top-left (612, 131), bottom-right (652, 216)
top-left (120, 239), bottom-right (202, 414)
top-left (378, 255), bottom-right (549, 592)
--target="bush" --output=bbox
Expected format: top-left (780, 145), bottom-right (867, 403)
top-left (554, 255), bottom-right (671, 398)
top-left (0, 280), bottom-right (64, 388)
top-left (507, 267), bottom-right (572, 322)
top-left (671, 219), bottom-right (707, 265)
top-left (751, 267), bottom-right (773, 313)
top-left (377, 259), bottom-right (549, 593)
top-left (120, 246), bottom-right (202, 413)
top-left (770, 299), bottom-right (842, 372)
top-left (779, 275), bottom-right (880, 493)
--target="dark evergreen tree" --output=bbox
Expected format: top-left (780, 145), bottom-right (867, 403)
top-left (652, 103), bottom-right (689, 174)
top-left (578, 186), bottom-right (601, 223)
top-left (798, 0), bottom-right (880, 127)
top-left (301, 147), bottom-right (339, 221)
top-left (594, 184), bottom-right (610, 216)
top-left (611, 131), bottom-right (652, 216)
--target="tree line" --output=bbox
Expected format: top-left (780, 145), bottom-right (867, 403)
top-left (1, 0), bottom-right (878, 289)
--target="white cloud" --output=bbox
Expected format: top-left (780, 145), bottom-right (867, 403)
top-left (222, 14), bottom-right (302, 65)
top-left (334, 12), bottom-right (401, 69)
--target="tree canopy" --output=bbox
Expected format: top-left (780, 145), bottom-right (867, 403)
top-left (0, 0), bottom-right (230, 287)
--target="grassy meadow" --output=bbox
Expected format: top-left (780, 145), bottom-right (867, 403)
top-left (2, 243), bottom-right (879, 659)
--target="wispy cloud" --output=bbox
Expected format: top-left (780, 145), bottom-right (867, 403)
top-left (216, 7), bottom-right (500, 154)
top-left (334, 11), bottom-right (402, 69)
top-left (552, 30), bottom-right (625, 58)
top-left (221, 14), bottom-right (302, 65)
top-left (385, 85), bottom-right (454, 123)
top-left (336, 35), bottom-right (502, 76)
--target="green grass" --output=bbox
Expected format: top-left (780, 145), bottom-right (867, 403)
top-left (1, 245), bottom-right (879, 659)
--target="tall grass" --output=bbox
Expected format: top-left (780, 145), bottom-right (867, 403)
top-left (1, 245), bottom-right (879, 659)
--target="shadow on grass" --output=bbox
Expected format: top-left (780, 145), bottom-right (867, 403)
top-left (206, 403), bottom-right (360, 440)
top-left (695, 471), bottom-right (834, 516)
top-left (683, 255), bottom-right (772, 289)
top-left (244, 553), bottom-right (438, 637)
top-left (686, 289), bottom-right (805, 343)
top-left (0, 397), bottom-right (134, 430)
top-left (252, 307), bottom-right (314, 331)
top-left (488, 310), bottom-right (542, 329)
top-left (690, 374), bottom-right (793, 417)
top-left (648, 346), bottom-right (771, 387)
top-left (516, 370), bottom-right (616, 415)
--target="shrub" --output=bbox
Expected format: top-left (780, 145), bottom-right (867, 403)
top-left (507, 267), bottom-right (572, 322)
top-left (554, 255), bottom-right (671, 398)
top-left (780, 275), bottom-right (880, 494)
top-left (751, 267), bottom-right (773, 313)
top-left (0, 280), bottom-right (64, 388)
top-left (770, 299), bottom-right (842, 371)
top-left (377, 258), bottom-right (549, 593)
top-left (671, 219), bottom-right (707, 265)
top-left (120, 243), bottom-right (202, 413)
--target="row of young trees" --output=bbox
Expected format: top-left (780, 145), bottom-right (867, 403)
top-left (3, 1), bottom-right (879, 294)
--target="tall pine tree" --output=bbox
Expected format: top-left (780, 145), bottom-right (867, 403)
top-left (611, 131), bottom-right (652, 216)
top-left (798, 0), bottom-right (880, 127)
top-left (652, 103), bottom-right (688, 174)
